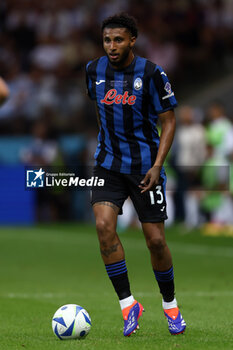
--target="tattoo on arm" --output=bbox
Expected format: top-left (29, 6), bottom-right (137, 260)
top-left (93, 201), bottom-right (119, 214)
top-left (101, 243), bottom-right (119, 258)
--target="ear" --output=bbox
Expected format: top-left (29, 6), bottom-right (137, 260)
top-left (130, 36), bottom-right (136, 48)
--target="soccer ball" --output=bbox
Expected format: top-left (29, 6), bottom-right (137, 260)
top-left (52, 304), bottom-right (91, 340)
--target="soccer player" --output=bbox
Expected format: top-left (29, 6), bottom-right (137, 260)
top-left (0, 77), bottom-right (9, 106)
top-left (86, 13), bottom-right (186, 336)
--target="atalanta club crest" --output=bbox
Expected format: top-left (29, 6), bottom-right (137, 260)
top-left (134, 77), bottom-right (143, 91)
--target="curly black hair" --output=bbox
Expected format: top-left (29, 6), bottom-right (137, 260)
top-left (101, 13), bottom-right (138, 38)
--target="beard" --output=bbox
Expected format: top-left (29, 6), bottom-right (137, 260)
top-left (108, 46), bottom-right (131, 68)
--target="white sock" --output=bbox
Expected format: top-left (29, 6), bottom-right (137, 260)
top-left (119, 295), bottom-right (135, 310)
top-left (162, 297), bottom-right (177, 310)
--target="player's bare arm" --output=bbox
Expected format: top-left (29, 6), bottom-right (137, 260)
top-left (0, 77), bottom-right (9, 106)
top-left (139, 110), bottom-right (176, 193)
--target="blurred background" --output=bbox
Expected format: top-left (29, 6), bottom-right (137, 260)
top-left (0, 0), bottom-right (233, 233)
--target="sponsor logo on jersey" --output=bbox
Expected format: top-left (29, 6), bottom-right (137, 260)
top-left (110, 80), bottom-right (128, 87)
top-left (164, 82), bottom-right (172, 94)
top-left (96, 80), bottom-right (105, 85)
top-left (162, 82), bottom-right (174, 99)
top-left (100, 89), bottom-right (136, 105)
top-left (134, 77), bottom-right (143, 90)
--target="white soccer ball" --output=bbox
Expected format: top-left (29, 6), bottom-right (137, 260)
top-left (52, 304), bottom-right (91, 340)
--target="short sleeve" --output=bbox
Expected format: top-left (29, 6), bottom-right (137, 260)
top-left (86, 61), bottom-right (96, 100)
top-left (149, 65), bottom-right (177, 114)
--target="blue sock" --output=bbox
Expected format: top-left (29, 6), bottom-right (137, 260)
top-left (154, 266), bottom-right (175, 302)
top-left (105, 260), bottom-right (131, 300)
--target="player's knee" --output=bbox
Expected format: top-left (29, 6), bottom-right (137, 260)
top-left (95, 217), bottom-right (115, 244)
top-left (146, 235), bottom-right (166, 254)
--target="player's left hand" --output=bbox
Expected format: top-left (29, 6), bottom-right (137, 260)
top-left (139, 166), bottom-right (161, 193)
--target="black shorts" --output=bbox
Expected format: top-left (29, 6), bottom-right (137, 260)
top-left (91, 165), bottom-right (168, 223)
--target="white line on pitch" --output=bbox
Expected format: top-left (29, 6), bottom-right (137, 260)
top-left (2, 290), bottom-right (233, 300)
top-left (135, 291), bottom-right (233, 297)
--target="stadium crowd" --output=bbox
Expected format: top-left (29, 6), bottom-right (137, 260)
top-left (0, 0), bottom-right (233, 227)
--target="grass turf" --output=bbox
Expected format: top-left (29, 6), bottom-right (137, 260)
top-left (0, 223), bottom-right (233, 350)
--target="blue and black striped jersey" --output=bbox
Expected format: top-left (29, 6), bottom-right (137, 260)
top-left (86, 55), bottom-right (177, 174)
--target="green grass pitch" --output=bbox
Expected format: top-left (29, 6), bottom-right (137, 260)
top-left (0, 223), bottom-right (233, 350)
